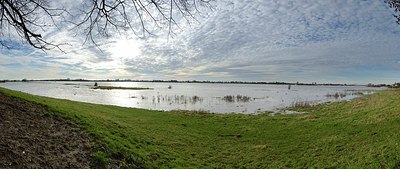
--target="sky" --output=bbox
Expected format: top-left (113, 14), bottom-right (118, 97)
top-left (1, 0), bottom-right (400, 84)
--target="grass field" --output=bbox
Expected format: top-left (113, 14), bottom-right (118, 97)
top-left (0, 87), bottom-right (399, 168)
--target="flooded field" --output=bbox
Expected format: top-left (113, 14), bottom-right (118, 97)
top-left (0, 81), bottom-right (382, 114)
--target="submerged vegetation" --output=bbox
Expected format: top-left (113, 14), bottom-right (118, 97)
top-left (325, 91), bottom-right (370, 99)
top-left (92, 86), bottom-right (153, 90)
top-left (150, 95), bottom-right (203, 104)
top-left (289, 100), bottom-right (315, 108)
top-left (1, 87), bottom-right (400, 168)
top-left (131, 95), bottom-right (204, 105)
top-left (221, 95), bottom-right (253, 102)
top-left (326, 92), bottom-right (347, 99)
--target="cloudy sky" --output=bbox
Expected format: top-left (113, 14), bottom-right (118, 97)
top-left (1, 0), bottom-right (400, 84)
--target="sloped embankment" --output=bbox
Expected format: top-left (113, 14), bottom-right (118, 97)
top-left (0, 92), bottom-right (92, 168)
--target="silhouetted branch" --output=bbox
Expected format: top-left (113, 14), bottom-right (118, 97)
top-left (0, 0), bottom-right (66, 51)
top-left (74, 0), bottom-right (213, 46)
top-left (0, 0), bottom-right (213, 50)
top-left (387, 0), bottom-right (400, 24)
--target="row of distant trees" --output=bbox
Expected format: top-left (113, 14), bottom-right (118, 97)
top-left (8, 78), bottom-right (336, 85)
top-left (367, 83), bottom-right (400, 88)
top-left (1, 79), bottom-right (399, 88)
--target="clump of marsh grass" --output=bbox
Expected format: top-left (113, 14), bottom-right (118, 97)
top-left (326, 92), bottom-right (347, 99)
top-left (289, 100), bottom-right (315, 108)
top-left (326, 91), bottom-right (367, 99)
top-left (222, 95), bottom-right (235, 102)
top-left (151, 95), bottom-right (203, 105)
top-left (236, 95), bottom-right (252, 102)
top-left (222, 95), bottom-right (253, 103)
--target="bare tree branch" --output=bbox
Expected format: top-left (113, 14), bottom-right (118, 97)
top-left (73, 0), bottom-right (213, 46)
top-left (0, 0), bottom-right (213, 51)
top-left (387, 0), bottom-right (400, 24)
top-left (0, 0), bottom-right (66, 51)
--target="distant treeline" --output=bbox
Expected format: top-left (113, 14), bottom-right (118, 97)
top-left (367, 83), bottom-right (400, 88)
top-left (2, 79), bottom-right (399, 87)
top-left (0, 78), bottom-right (357, 86)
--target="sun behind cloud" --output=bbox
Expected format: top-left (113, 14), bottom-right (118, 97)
top-left (109, 38), bottom-right (143, 61)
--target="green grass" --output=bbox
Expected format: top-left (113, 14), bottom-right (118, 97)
top-left (92, 86), bottom-right (153, 90)
top-left (1, 87), bottom-right (400, 168)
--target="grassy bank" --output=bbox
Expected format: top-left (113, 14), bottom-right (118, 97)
top-left (0, 87), bottom-right (399, 168)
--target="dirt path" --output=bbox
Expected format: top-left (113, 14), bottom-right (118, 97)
top-left (0, 92), bottom-right (92, 168)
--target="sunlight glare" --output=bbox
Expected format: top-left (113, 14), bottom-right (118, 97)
top-left (110, 39), bottom-right (142, 60)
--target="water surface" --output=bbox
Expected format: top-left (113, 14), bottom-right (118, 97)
top-left (0, 81), bottom-right (381, 114)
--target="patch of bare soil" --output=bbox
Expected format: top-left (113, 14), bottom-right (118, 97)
top-left (0, 92), bottom-right (92, 168)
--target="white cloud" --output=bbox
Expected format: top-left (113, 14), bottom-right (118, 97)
top-left (1, 0), bottom-right (400, 83)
